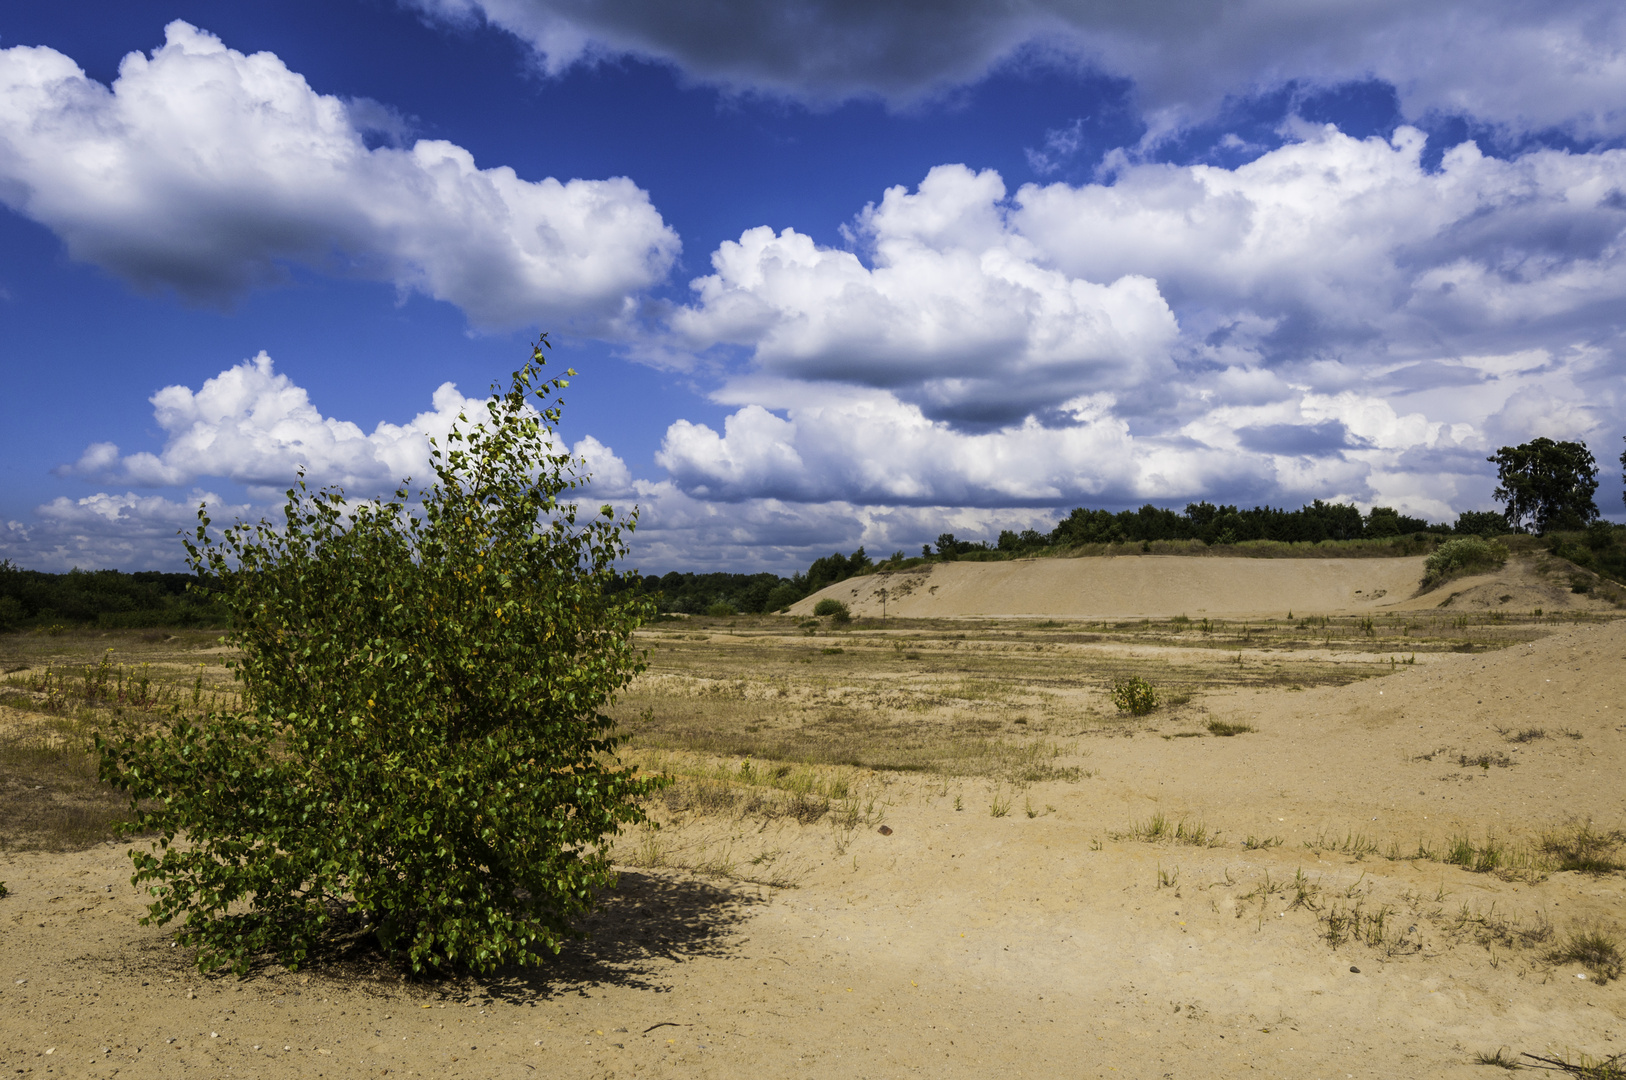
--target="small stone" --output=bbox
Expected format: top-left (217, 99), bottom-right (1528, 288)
top-left (1349, 966), bottom-right (1361, 974)
top-left (878, 825), bottom-right (893, 836)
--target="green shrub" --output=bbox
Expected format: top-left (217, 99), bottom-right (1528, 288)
top-left (1422, 537), bottom-right (1508, 586)
top-left (1109, 676), bottom-right (1159, 715)
top-left (98, 340), bottom-right (663, 975)
top-left (705, 601), bottom-right (737, 617)
top-left (813, 598), bottom-right (851, 623)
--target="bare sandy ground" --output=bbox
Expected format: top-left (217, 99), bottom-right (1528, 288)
top-left (789, 553), bottom-right (1613, 620)
top-left (3, 580), bottom-right (1624, 1078)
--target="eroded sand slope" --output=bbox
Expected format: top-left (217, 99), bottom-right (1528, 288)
top-left (791, 553), bottom-right (1613, 619)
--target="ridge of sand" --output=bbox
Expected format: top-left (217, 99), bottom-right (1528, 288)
top-left (790, 553), bottom-right (1613, 619)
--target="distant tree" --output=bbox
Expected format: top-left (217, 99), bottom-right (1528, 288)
top-left (1488, 438), bottom-right (1600, 534)
top-left (764, 581), bottom-right (803, 612)
top-left (1454, 510), bottom-right (1508, 537)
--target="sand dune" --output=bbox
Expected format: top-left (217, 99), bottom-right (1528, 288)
top-left (790, 552), bottom-right (1610, 619)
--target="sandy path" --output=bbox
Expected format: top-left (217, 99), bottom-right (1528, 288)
top-left (3, 621), bottom-right (1624, 1078)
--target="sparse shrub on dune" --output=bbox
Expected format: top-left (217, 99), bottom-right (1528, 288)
top-left (1421, 537), bottom-right (1508, 588)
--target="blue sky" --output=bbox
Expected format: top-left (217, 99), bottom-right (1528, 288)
top-left (3, 1), bottom-right (1624, 573)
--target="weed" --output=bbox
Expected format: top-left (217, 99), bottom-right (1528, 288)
top-left (1157, 864), bottom-right (1179, 890)
top-left (1540, 821), bottom-right (1625, 874)
top-left (1459, 751), bottom-right (1514, 770)
top-left (1243, 834), bottom-right (1283, 850)
top-left (1549, 929), bottom-right (1624, 984)
top-left (1473, 1047), bottom-right (1520, 1070)
top-left (1115, 813), bottom-right (1218, 846)
top-left (1500, 727), bottom-right (1546, 743)
top-left (1207, 720), bottom-right (1255, 736)
top-left (989, 790), bottom-right (1011, 818)
top-left (1306, 831), bottom-right (1380, 860)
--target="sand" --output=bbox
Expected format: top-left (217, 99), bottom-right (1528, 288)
top-left (789, 553), bottom-right (1613, 619)
top-left (2, 563), bottom-right (1624, 1079)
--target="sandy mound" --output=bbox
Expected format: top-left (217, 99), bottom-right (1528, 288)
top-left (790, 553), bottom-right (1613, 619)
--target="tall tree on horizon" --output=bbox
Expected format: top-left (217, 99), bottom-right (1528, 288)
top-left (1488, 438), bottom-right (1600, 534)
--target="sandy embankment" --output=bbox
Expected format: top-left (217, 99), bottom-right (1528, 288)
top-left (791, 552), bottom-right (1611, 619)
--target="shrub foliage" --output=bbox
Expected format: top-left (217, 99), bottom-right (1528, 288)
top-left (98, 342), bottom-right (662, 974)
top-left (812, 598), bottom-right (851, 622)
top-left (1109, 676), bottom-right (1160, 716)
top-left (1422, 537), bottom-right (1509, 587)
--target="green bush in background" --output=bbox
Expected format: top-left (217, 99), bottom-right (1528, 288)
top-left (813, 598), bottom-right (851, 622)
top-left (1422, 537), bottom-right (1509, 587)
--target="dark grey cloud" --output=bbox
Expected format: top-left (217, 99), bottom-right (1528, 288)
top-left (420, 0), bottom-right (1626, 136)
top-left (1236, 421), bottom-right (1363, 456)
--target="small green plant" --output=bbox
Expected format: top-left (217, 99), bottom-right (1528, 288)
top-left (1243, 834), bottom-right (1283, 850)
top-left (1157, 864), bottom-right (1179, 889)
top-left (98, 341), bottom-right (664, 976)
top-left (989, 789), bottom-right (1011, 818)
top-left (1207, 720), bottom-right (1255, 737)
top-left (705, 601), bottom-right (737, 617)
top-left (813, 598), bottom-right (851, 623)
top-left (1109, 675), bottom-right (1159, 715)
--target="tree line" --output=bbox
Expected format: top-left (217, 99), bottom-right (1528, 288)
top-left (4, 436), bottom-right (1621, 627)
top-left (0, 561), bottom-right (229, 631)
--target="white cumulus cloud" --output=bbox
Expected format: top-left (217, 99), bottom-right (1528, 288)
top-left (57, 353), bottom-right (492, 495)
top-left (0, 491), bottom-right (250, 572)
top-left (54, 352), bottom-right (636, 503)
top-left (674, 164), bottom-right (1179, 425)
top-left (0, 21), bottom-right (678, 329)
top-left (655, 130), bottom-right (1626, 522)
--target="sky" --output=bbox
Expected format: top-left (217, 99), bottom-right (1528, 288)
top-left (2, 1), bottom-right (1624, 575)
